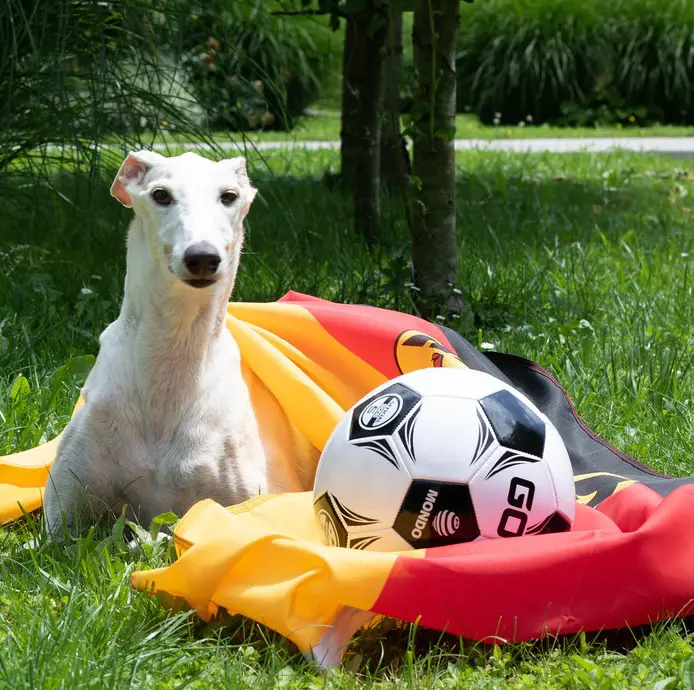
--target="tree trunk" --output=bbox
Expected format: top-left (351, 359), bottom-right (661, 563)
top-left (340, 17), bottom-right (359, 188)
top-left (339, 3), bottom-right (388, 244)
top-left (408, 0), bottom-right (461, 318)
top-left (380, 8), bottom-right (409, 191)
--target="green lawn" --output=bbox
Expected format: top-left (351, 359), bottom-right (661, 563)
top-left (0, 149), bottom-right (693, 687)
top-left (150, 110), bottom-right (694, 145)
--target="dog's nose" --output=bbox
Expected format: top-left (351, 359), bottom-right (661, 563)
top-left (183, 243), bottom-right (221, 277)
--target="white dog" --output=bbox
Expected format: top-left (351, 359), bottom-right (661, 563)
top-left (44, 150), bottom-right (312, 536)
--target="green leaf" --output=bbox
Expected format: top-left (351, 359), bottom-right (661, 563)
top-left (570, 655), bottom-right (598, 673)
top-left (409, 100), bottom-right (429, 123)
top-left (9, 374), bottom-right (30, 404)
top-left (149, 512), bottom-right (180, 541)
top-left (48, 355), bottom-right (95, 398)
top-left (125, 520), bottom-right (152, 551)
top-left (111, 505), bottom-right (128, 542)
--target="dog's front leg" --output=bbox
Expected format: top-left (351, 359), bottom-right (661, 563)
top-left (43, 410), bottom-right (113, 537)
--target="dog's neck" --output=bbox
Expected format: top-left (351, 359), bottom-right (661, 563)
top-left (120, 218), bottom-right (239, 379)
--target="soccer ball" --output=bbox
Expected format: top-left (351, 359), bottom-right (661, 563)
top-left (313, 368), bottom-right (575, 552)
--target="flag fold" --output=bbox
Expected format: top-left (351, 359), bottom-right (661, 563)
top-left (1, 292), bottom-right (692, 664)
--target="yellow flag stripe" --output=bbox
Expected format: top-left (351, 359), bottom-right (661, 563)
top-left (132, 494), bottom-right (402, 651)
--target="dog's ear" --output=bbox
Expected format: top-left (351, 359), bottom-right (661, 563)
top-left (221, 156), bottom-right (257, 212)
top-left (221, 157), bottom-right (255, 187)
top-left (110, 150), bottom-right (165, 208)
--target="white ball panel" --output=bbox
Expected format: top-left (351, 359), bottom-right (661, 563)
top-left (390, 367), bottom-right (507, 401)
top-left (313, 410), bottom-right (352, 496)
top-left (543, 422), bottom-right (576, 524)
top-left (470, 447), bottom-right (559, 539)
top-left (396, 396), bottom-right (495, 483)
top-left (313, 413), bottom-right (412, 532)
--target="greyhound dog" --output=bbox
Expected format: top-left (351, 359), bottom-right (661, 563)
top-left (43, 150), bottom-right (312, 536)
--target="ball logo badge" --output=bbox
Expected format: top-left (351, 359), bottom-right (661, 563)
top-left (317, 509), bottom-right (340, 547)
top-left (431, 510), bottom-right (461, 537)
top-left (358, 394), bottom-right (404, 431)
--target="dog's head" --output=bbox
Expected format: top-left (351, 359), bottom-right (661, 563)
top-left (110, 150), bottom-right (257, 289)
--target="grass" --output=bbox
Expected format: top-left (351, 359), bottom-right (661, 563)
top-left (148, 111), bottom-right (694, 145)
top-left (1, 148), bottom-right (693, 687)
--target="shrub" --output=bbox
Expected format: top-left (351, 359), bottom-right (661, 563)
top-left (0, 0), bottom-right (336, 175)
top-left (456, 0), bottom-right (694, 126)
top-left (0, 0), bottom-right (207, 171)
top-left (615, 0), bottom-right (694, 124)
top-left (179, 1), bottom-right (333, 131)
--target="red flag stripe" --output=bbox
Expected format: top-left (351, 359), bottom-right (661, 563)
top-left (371, 485), bottom-right (694, 641)
top-left (278, 292), bottom-right (456, 380)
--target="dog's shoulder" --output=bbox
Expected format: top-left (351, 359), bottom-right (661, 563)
top-left (80, 321), bottom-right (141, 430)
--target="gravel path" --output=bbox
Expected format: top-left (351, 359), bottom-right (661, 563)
top-left (150, 137), bottom-right (694, 155)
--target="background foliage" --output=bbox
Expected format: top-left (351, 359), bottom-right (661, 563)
top-left (5, 0), bottom-right (694, 157)
top-left (1, 0), bottom-right (693, 686)
top-left (179, 0), bottom-right (336, 131)
top-left (0, 0), bottom-right (339, 175)
top-left (456, 0), bottom-right (694, 126)
top-left (0, 0), bottom-right (205, 170)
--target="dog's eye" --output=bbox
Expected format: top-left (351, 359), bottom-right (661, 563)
top-left (220, 190), bottom-right (238, 207)
top-left (151, 188), bottom-right (174, 206)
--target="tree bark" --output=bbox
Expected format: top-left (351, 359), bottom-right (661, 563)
top-left (339, 3), bottom-right (388, 244)
top-left (380, 8), bottom-right (409, 191)
top-left (409, 0), bottom-right (461, 318)
top-left (340, 16), bottom-right (359, 188)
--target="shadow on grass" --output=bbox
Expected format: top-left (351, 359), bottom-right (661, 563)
top-left (192, 606), bottom-right (694, 676)
top-left (0, 157), bottom-right (685, 335)
top-left (1, 158), bottom-right (693, 678)
top-left (2, 157), bottom-right (681, 262)
top-left (1, 156), bottom-right (692, 451)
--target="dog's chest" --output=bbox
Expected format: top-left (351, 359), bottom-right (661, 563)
top-left (115, 368), bottom-right (252, 463)
top-left (85, 328), bottom-right (267, 520)
top-left (102, 390), bottom-right (264, 522)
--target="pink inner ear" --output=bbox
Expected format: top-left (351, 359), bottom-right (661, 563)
top-left (122, 164), bottom-right (143, 181)
top-left (110, 156), bottom-right (146, 208)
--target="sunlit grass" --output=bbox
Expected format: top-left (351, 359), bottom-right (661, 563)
top-left (149, 111), bottom-right (694, 144)
top-left (0, 149), bottom-right (692, 687)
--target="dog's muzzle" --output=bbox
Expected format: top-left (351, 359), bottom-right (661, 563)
top-left (182, 242), bottom-right (221, 288)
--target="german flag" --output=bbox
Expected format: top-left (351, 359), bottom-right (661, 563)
top-left (2, 292), bottom-right (693, 665)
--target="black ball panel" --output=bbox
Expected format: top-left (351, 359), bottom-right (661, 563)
top-left (526, 511), bottom-right (572, 536)
top-left (349, 383), bottom-right (422, 442)
top-left (393, 480), bottom-right (480, 548)
top-left (313, 492), bottom-right (349, 548)
top-left (479, 389), bottom-right (546, 458)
